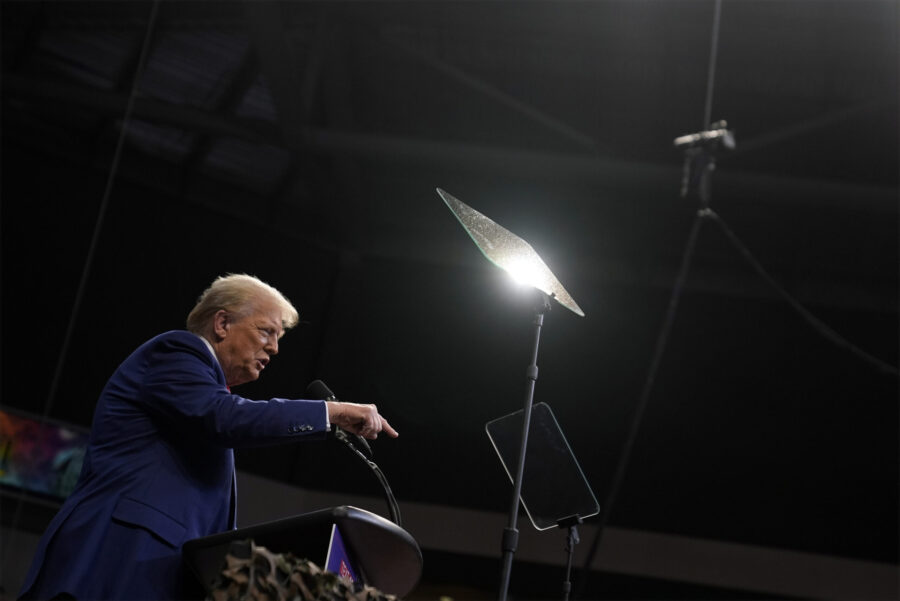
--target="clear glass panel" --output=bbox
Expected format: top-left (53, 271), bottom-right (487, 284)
top-left (486, 402), bottom-right (600, 531)
top-left (438, 188), bottom-right (584, 317)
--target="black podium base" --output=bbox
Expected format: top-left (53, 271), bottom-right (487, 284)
top-left (182, 506), bottom-right (422, 598)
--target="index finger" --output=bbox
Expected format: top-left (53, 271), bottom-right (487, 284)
top-left (380, 416), bottom-right (399, 438)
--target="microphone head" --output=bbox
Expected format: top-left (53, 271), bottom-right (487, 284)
top-left (305, 379), bottom-right (334, 400)
top-left (305, 379), bottom-right (374, 459)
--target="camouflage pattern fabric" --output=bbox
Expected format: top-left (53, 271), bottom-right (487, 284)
top-left (208, 539), bottom-right (399, 601)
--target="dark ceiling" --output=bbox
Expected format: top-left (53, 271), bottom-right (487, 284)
top-left (2, 0), bottom-right (898, 599)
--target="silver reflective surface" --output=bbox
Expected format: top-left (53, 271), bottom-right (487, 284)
top-left (438, 188), bottom-right (585, 317)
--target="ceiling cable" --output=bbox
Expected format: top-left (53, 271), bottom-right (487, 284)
top-left (702, 0), bottom-right (723, 130)
top-left (576, 209), bottom-right (708, 597)
top-left (705, 209), bottom-right (899, 378)
top-left (2, 0), bottom-right (162, 578)
top-left (43, 0), bottom-right (160, 421)
top-left (578, 0), bottom-right (896, 595)
top-left (576, 1), bottom-right (723, 595)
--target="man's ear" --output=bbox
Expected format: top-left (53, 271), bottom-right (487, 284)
top-left (213, 309), bottom-right (230, 340)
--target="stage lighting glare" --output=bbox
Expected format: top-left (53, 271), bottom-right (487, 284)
top-left (505, 255), bottom-right (547, 288)
top-left (438, 188), bottom-right (584, 317)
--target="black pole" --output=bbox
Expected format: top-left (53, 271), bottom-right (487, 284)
top-left (562, 523), bottom-right (580, 601)
top-left (557, 515), bottom-right (582, 601)
top-left (499, 290), bottom-right (551, 601)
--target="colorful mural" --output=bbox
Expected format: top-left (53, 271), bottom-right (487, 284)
top-left (0, 410), bottom-right (89, 500)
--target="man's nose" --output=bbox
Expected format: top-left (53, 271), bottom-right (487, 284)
top-left (265, 337), bottom-right (278, 355)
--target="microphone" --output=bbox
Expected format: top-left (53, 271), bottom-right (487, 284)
top-left (304, 379), bottom-right (402, 527)
top-left (304, 379), bottom-right (373, 459)
top-left (673, 120), bottom-right (736, 150)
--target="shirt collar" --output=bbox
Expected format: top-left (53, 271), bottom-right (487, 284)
top-left (196, 333), bottom-right (220, 366)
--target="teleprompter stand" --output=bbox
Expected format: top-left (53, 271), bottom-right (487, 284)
top-left (559, 515), bottom-right (583, 601)
top-left (499, 289), bottom-right (550, 601)
top-left (438, 189), bottom-right (591, 601)
top-left (487, 402), bottom-right (599, 601)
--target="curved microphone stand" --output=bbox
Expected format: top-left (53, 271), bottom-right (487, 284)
top-left (333, 427), bottom-right (403, 528)
top-left (305, 379), bottom-right (403, 527)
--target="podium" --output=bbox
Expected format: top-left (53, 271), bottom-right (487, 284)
top-left (183, 506), bottom-right (423, 598)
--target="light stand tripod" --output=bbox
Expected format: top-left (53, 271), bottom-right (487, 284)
top-left (576, 119), bottom-right (735, 597)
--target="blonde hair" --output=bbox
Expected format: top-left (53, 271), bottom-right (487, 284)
top-left (186, 274), bottom-right (299, 334)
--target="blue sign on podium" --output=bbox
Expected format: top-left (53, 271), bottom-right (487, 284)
top-left (325, 523), bottom-right (359, 583)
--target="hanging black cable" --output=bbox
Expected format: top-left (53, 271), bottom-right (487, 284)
top-left (705, 209), bottom-right (899, 378)
top-left (2, 0), bottom-right (161, 577)
top-left (575, 210), bottom-right (707, 596)
top-left (576, 0), bottom-right (724, 595)
top-left (702, 0), bottom-right (723, 130)
top-left (43, 0), bottom-right (161, 418)
top-left (577, 0), bottom-right (896, 593)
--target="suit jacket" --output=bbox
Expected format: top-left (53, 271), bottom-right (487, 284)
top-left (19, 330), bottom-right (329, 600)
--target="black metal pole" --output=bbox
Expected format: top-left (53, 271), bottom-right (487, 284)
top-left (562, 523), bottom-right (580, 601)
top-left (499, 290), bottom-right (551, 601)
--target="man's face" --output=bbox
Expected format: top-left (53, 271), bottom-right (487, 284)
top-left (215, 296), bottom-right (284, 387)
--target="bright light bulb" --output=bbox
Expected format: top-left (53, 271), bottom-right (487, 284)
top-left (505, 255), bottom-right (553, 292)
top-left (505, 256), bottom-right (541, 287)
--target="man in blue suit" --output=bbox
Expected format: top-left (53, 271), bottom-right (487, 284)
top-left (19, 274), bottom-right (398, 600)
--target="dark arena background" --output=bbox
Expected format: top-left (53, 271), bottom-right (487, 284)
top-left (1, 1), bottom-right (897, 599)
